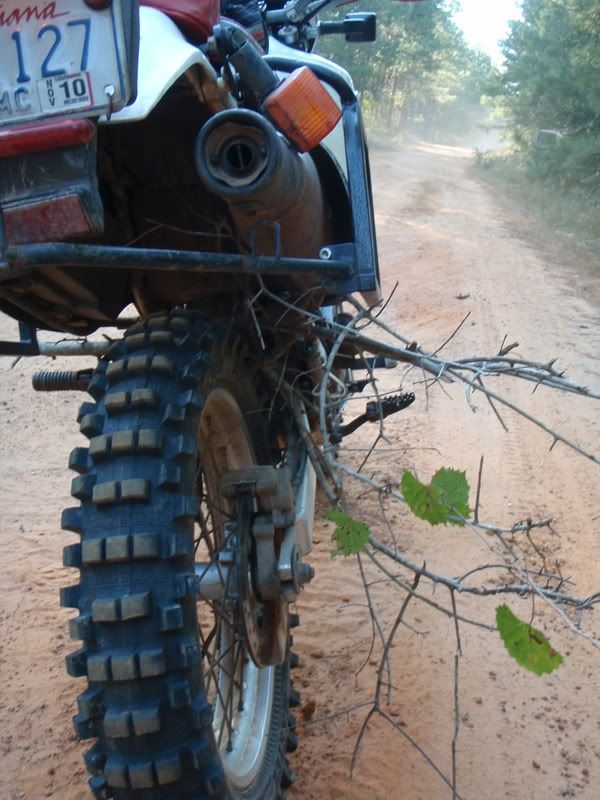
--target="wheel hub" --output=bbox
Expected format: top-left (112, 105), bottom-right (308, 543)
top-left (195, 387), bottom-right (288, 790)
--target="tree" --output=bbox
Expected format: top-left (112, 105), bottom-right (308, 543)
top-left (496, 0), bottom-right (600, 202)
top-left (315, 0), bottom-right (495, 140)
top-left (500, 0), bottom-right (600, 138)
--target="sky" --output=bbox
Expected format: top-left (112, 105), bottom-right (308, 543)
top-left (454, 0), bottom-right (523, 65)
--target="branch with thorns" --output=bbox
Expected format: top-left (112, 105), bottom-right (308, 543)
top-left (258, 282), bottom-right (599, 464)
top-left (254, 280), bottom-right (600, 794)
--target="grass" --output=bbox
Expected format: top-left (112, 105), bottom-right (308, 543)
top-left (473, 148), bottom-right (600, 252)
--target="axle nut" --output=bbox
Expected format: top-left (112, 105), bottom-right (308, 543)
top-left (295, 562), bottom-right (315, 586)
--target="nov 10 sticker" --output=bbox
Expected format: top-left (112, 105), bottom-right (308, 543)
top-left (38, 73), bottom-right (92, 113)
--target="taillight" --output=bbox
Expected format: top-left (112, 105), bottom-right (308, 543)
top-left (263, 67), bottom-right (342, 153)
top-left (0, 118), bottom-right (95, 159)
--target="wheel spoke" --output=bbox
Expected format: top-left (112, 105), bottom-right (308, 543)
top-left (226, 641), bottom-right (243, 751)
top-left (206, 641), bottom-right (244, 695)
top-left (209, 644), bottom-right (236, 745)
top-left (195, 384), bottom-right (280, 789)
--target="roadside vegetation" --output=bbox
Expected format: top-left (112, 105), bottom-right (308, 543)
top-left (479, 0), bottom-right (600, 246)
top-left (474, 145), bottom-right (599, 248)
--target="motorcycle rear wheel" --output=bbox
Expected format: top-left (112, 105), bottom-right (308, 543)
top-left (62, 312), bottom-right (298, 799)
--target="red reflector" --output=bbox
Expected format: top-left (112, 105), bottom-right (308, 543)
top-left (4, 195), bottom-right (94, 245)
top-left (0, 118), bottom-right (95, 159)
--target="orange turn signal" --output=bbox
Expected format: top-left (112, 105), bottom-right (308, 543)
top-left (263, 67), bottom-right (342, 153)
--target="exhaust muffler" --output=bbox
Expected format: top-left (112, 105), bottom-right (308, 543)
top-left (194, 109), bottom-right (329, 259)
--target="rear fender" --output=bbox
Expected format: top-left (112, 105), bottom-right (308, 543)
top-left (103, 7), bottom-right (232, 125)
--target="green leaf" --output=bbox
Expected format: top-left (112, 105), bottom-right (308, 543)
top-left (431, 468), bottom-right (471, 520)
top-left (325, 508), bottom-right (371, 558)
top-left (401, 468), bottom-right (471, 526)
top-left (496, 605), bottom-right (564, 676)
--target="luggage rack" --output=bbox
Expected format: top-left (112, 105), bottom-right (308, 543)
top-left (0, 214), bottom-right (352, 356)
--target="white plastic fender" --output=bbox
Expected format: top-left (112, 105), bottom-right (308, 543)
top-left (102, 13), bottom-right (352, 177)
top-left (102, 6), bottom-right (224, 125)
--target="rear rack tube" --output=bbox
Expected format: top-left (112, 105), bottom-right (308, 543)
top-left (1, 242), bottom-right (352, 283)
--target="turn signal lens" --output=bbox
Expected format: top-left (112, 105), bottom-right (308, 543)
top-left (263, 67), bottom-right (342, 153)
top-left (0, 118), bottom-right (95, 159)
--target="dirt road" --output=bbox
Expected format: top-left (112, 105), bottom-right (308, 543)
top-left (0, 142), bottom-right (598, 800)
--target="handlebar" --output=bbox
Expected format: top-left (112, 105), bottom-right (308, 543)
top-left (265, 0), bottom-right (428, 28)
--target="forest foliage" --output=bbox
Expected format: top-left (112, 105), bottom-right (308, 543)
top-left (315, 0), bottom-right (494, 140)
top-left (499, 0), bottom-right (599, 143)
top-left (488, 0), bottom-right (600, 239)
top-left (316, 0), bottom-right (599, 238)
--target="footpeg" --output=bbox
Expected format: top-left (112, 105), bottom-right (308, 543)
top-left (333, 392), bottom-right (415, 441)
top-left (32, 369), bottom-right (93, 392)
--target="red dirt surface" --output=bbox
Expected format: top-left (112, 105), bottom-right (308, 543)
top-left (1, 142), bottom-right (598, 799)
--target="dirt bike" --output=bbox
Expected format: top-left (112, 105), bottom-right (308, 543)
top-left (0, 0), bottom-right (418, 797)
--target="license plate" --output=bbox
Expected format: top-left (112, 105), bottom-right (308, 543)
top-left (0, 0), bottom-right (132, 127)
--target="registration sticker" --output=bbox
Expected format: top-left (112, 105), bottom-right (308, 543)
top-left (37, 72), bottom-right (94, 114)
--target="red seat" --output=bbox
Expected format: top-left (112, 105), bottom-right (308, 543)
top-left (141, 0), bottom-right (220, 43)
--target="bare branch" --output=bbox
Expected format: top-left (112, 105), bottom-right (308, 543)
top-left (356, 552), bottom-right (392, 692)
top-left (294, 700), bottom-right (374, 728)
top-left (350, 707), bottom-right (376, 777)
top-left (247, 282), bottom-right (600, 793)
top-left (301, 307), bottom-right (600, 463)
top-left (451, 653), bottom-right (460, 800)
top-left (337, 462), bottom-right (554, 536)
top-left (374, 572), bottom-right (421, 705)
top-left (365, 549), bottom-right (496, 632)
top-left (432, 311), bottom-right (471, 356)
top-left (450, 589), bottom-right (462, 657)
top-left (473, 455), bottom-right (484, 523)
top-left (369, 535), bottom-right (594, 608)
top-left (379, 711), bottom-right (465, 800)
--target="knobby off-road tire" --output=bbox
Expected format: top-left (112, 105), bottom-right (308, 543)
top-left (61, 312), bottom-right (300, 800)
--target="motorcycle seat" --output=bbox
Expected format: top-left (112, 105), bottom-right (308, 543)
top-left (141, 0), bottom-right (221, 43)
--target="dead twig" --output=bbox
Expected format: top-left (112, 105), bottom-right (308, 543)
top-left (369, 535), bottom-right (595, 609)
top-left (473, 455), bottom-right (484, 523)
top-left (451, 653), bottom-right (460, 800)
